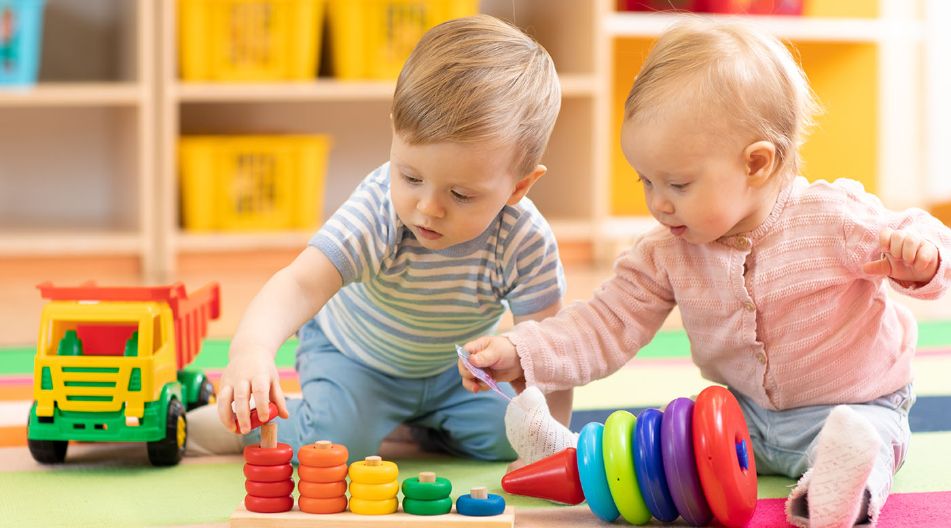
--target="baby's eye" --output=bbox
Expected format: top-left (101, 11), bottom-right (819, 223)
top-left (402, 174), bottom-right (422, 184)
top-left (451, 191), bottom-right (474, 203)
top-left (637, 176), bottom-right (652, 188)
top-left (670, 182), bottom-right (690, 191)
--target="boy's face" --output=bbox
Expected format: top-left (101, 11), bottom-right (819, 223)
top-left (389, 134), bottom-right (530, 250)
top-left (620, 110), bottom-right (773, 245)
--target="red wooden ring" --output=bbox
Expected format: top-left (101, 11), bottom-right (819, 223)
top-left (245, 479), bottom-right (294, 498)
top-left (243, 463), bottom-right (293, 482)
top-left (298, 442), bottom-right (349, 467)
top-left (693, 386), bottom-right (758, 528)
top-left (235, 402), bottom-right (279, 432)
top-left (298, 462), bottom-right (348, 483)
top-left (298, 479), bottom-right (348, 499)
top-left (245, 494), bottom-right (293, 513)
top-left (243, 443), bottom-right (293, 466)
top-left (299, 495), bottom-right (348, 514)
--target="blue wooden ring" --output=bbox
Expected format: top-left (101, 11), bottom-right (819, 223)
top-left (633, 408), bottom-right (679, 522)
top-left (576, 422), bottom-right (620, 522)
top-left (662, 398), bottom-right (712, 526)
top-left (455, 493), bottom-right (506, 516)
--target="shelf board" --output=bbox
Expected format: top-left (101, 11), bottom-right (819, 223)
top-left (174, 75), bottom-right (597, 103)
top-left (175, 230), bottom-right (314, 252)
top-left (0, 82), bottom-right (142, 107)
top-left (0, 229), bottom-right (142, 256)
top-left (598, 216), bottom-right (660, 239)
top-left (604, 13), bottom-right (923, 43)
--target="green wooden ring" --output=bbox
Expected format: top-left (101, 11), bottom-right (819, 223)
top-left (401, 476), bottom-right (452, 501)
top-left (603, 410), bottom-right (651, 525)
top-left (402, 497), bottom-right (453, 516)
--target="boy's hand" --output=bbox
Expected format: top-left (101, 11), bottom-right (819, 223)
top-left (216, 350), bottom-right (289, 434)
top-left (862, 228), bottom-right (940, 285)
top-left (458, 336), bottom-right (523, 393)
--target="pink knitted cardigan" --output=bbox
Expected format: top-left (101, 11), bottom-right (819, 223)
top-left (508, 178), bottom-right (951, 410)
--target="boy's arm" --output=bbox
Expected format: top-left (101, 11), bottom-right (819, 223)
top-left (219, 246), bottom-right (342, 433)
top-left (512, 301), bottom-right (572, 427)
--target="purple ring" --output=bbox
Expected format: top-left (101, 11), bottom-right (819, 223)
top-left (661, 398), bottom-right (712, 526)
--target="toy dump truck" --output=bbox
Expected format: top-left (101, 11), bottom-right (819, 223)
top-left (27, 282), bottom-right (220, 466)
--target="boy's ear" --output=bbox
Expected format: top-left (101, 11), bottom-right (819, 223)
top-left (744, 141), bottom-right (777, 187)
top-left (507, 165), bottom-right (547, 206)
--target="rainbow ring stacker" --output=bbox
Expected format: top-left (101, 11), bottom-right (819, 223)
top-left (693, 386), bottom-right (758, 528)
top-left (634, 408), bottom-right (679, 522)
top-left (577, 422), bottom-right (620, 522)
top-left (603, 411), bottom-right (651, 525)
top-left (662, 398), bottom-right (713, 526)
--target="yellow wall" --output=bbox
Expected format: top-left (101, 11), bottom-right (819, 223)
top-left (610, 6), bottom-right (879, 216)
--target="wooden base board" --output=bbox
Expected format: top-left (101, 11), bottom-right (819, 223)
top-left (230, 504), bottom-right (515, 528)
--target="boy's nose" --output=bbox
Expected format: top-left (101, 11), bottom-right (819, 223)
top-left (417, 197), bottom-right (445, 218)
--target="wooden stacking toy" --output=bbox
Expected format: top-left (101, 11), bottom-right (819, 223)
top-left (240, 403), bottom-right (294, 514)
top-left (401, 471), bottom-right (453, 516)
top-left (348, 455), bottom-right (400, 515)
top-left (297, 440), bottom-right (349, 514)
top-left (501, 386), bottom-right (758, 527)
top-left (456, 487), bottom-right (507, 517)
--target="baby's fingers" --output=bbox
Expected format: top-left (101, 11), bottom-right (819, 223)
top-left (251, 375), bottom-right (272, 422)
top-left (217, 384), bottom-right (237, 432)
top-left (914, 242), bottom-right (939, 272)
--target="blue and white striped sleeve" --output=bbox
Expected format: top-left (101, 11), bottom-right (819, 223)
top-left (309, 164), bottom-right (394, 285)
top-left (500, 202), bottom-right (566, 316)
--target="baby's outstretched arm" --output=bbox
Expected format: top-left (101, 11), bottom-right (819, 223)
top-left (861, 227), bottom-right (941, 285)
top-left (458, 336), bottom-right (523, 393)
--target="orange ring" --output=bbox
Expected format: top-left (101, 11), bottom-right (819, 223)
top-left (298, 442), bottom-right (349, 467)
top-left (298, 463), bottom-right (348, 483)
top-left (298, 479), bottom-right (348, 499)
top-left (243, 463), bottom-right (293, 482)
top-left (299, 495), bottom-right (348, 514)
top-left (245, 479), bottom-right (294, 498)
top-left (243, 443), bottom-right (293, 465)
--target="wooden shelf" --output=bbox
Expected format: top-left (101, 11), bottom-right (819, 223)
top-left (0, 83), bottom-right (143, 107)
top-left (173, 74), bottom-right (596, 103)
top-left (604, 12), bottom-right (923, 43)
top-left (0, 230), bottom-right (142, 256)
top-left (174, 230), bottom-right (314, 252)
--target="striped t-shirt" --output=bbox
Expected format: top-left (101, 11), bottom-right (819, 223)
top-left (309, 162), bottom-right (565, 378)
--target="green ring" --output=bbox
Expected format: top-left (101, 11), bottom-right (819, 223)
top-left (401, 476), bottom-right (452, 501)
top-left (603, 410), bottom-right (651, 525)
top-left (402, 497), bottom-right (453, 516)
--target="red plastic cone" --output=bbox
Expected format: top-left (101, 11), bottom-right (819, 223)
top-left (501, 448), bottom-right (585, 505)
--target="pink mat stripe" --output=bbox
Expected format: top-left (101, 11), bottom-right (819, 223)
top-left (751, 491), bottom-right (951, 528)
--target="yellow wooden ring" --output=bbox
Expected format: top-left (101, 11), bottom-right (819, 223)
top-left (348, 459), bottom-right (399, 484)
top-left (349, 497), bottom-right (398, 515)
top-left (349, 479), bottom-right (400, 501)
top-left (603, 410), bottom-right (651, 525)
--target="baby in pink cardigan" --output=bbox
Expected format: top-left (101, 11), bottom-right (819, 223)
top-left (460, 18), bottom-right (951, 528)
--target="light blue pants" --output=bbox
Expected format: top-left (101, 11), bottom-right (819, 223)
top-left (247, 320), bottom-right (517, 464)
top-left (732, 384), bottom-right (915, 520)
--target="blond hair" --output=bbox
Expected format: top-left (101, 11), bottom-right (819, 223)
top-left (625, 18), bottom-right (820, 177)
top-left (391, 14), bottom-right (561, 176)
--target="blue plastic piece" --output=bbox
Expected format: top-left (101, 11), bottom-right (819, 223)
top-left (0, 0), bottom-right (45, 86)
top-left (736, 438), bottom-right (749, 471)
top-left (576, 422), bottom-right (620, 522)
top-left (634, 408), bottom-right (679, 522)
top-left (455, 493), bottom-right (506, 517)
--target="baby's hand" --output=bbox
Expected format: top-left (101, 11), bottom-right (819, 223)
top-left (458, 336), bottom-right (523, 393)
top-left (216, 350), bottom-right (289, 434)
top-left (862, 228), bottom-right (940, 285)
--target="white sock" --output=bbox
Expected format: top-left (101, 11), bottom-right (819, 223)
top-left (786, 405), bottom-right (880, 528)
top-left (185, 404), bottom-right (244, 456)
top-left (504, 386), bottom-right (578, 465)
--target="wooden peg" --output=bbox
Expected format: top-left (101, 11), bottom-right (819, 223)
top-left (364, 455), bottom-right (382, 466)
top-left (471, 486), bottom-right (488, 500)
top-left (418, 471), bottom-right (436, 483)
top-left (260, 422), bottom-right (277, 449)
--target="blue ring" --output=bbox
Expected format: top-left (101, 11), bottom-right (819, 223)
top-left (634, 408), bottom-right (679, 522)
top-left (455, 493), bottom-right (506, 516)
top-left (576, 422), bottom-right (620, 522)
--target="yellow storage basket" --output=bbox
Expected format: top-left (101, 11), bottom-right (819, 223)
top-left (179, 135), bottom-right (331, 231)
top-left (179, 0), bottom-right (324, 81)
top-left (328, 0), bottom-right (478, 80)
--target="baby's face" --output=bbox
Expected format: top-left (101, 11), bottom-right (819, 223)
top-left (620, 111), bottom-right (772, 244)
top-left (389, 135), bottom-right (522, 250)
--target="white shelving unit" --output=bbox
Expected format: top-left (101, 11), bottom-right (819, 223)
top-left (0, 0), bottom-right (155, 271)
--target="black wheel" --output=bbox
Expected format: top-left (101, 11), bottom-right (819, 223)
top-left (148, 398), bottom-right (186, 466)
top-left (187, 378), bottom-right (216, 411)
top-left (27, 438), bottom-right (68, 464)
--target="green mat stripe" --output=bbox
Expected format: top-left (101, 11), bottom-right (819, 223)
top-left (3, 321), bottom-right (951, 375)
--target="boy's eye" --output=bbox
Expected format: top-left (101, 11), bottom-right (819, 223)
top-left (451, 190), bottom-right (474, 202)
top-left (402, 174), bottom-right (422, 184)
